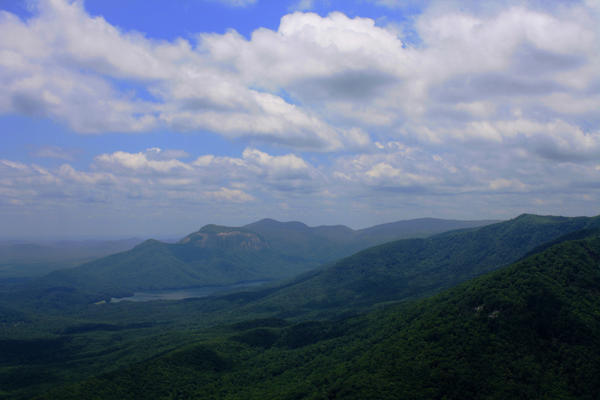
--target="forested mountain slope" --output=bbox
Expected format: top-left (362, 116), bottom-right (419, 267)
top-left (239, 213), bottom-right (600, 317)
top-left (40, 231), bottom-right (600, 399)
top-left (1, 215), bottom-right (597, 398)
top-left (243, 217), bottom-right (497, 263)
top-left (38, 227), bottom-right (300, 295)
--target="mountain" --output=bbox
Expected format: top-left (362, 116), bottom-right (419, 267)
top-left (0, 239), bottom-right (143, 263)
top-left (243, 217), bottom-right (498, 263)
top-left (242, 219), bottom-right (355, 263)
top-left (0, 238), bottom-right (143, 279)
top-left (38, 230), bottom-right (600, 399)
top-left (178, 225), bottom-right (269, 250)
top-left (1, 214), bottom-right (597, 398)
top-left (37, 227), bottom-right (301, 296)
top-left (236, 213), bottom-right (600, 317)
top-left (31, 217), bottom-right (497, 296)
top-left (354, 217), bottom-right (499, 243)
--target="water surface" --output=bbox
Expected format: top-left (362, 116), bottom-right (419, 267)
top-left (110, 280), bottom-right (269, 303)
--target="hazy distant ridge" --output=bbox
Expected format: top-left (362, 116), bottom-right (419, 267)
top-left (32, 217), bottom-right (497, 295)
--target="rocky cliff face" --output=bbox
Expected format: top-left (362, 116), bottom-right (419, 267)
top-left (179, 226), bottom-right (269, 251)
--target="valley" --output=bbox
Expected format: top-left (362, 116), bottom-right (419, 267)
top-left (108, 280), bottom-right (270, 303)
top-left (0, 214), bottom-right (599, 399)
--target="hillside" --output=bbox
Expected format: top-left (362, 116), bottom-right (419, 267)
top-left (243, 217), bottom-right (497, 263)
top-left (39, 231), bottom-right (600, 399)
top-left (31, 217), bottom-right (496, 296)
top-left (354, 217), bottom-right (499, 243)
top-left (38, 228), bottom-right (301, 296)
top-left (237, 213), bottom-right (600, 317)
top-left (0, 214), bottom-right (597, 398)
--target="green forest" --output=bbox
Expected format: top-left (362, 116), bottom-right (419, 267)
top-left (1, 215), bottom-right (600, 399)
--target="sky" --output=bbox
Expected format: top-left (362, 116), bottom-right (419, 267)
top-left (1, 0), bottom-right (599, 239)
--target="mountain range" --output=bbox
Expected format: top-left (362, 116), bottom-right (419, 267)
top-left (221, 213), bottom-right (600, 318)
top-left (3, 213), bottom-right (600, 399)
top-left (37, 224), bottom-right (600, 399)
top-left (35, 217), bottom-right (497, 296)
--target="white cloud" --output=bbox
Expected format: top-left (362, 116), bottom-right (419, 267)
top-left (204, 187), bottom-right (255, 202)
top-left (193, 155), bottom-right (215, 167)
top-left (201, 11), bottom-right (408, 88)
top-left (242, 148), bottom-right (310, 177)
top-left (2, 1), bottom-right (598, 157)
top-left (364, 162), bottom-right (437, 187)
top-left (95, 150), bottom-right (192, 173)
top-left (2, 0), bottom-right (600, 232)
top-left (1, 138), bottom-right (600, 235)
top-left (1, 160), bottom-right (29, 171)
top-left (0, 0), bottom-right (356, 149)
top-left (0, 146), bottom-right (325, 215)
top-left (489, 178), bottom-right (528, 192)
top-left (454, 102), bottom-right (496, 118)
top-left (58, 164), bottom-right (115, 185)
top-left (87, 147), bottom-right (323, 198)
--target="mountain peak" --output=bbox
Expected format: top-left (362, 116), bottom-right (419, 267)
top-left (197, 224), bottom-right (249, 234)
top-left (245, 218), bottom-right (309, 232)
top-left (511, 213), bottom-right (573, 225)
top-left (179, 226), bottom-right (268, 250)
top-left (133, 239), bottom-right (163, 249)
top-left (254, 218), bottom-right (279, 225)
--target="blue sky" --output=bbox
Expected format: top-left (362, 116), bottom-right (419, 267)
top-left (1, 0), bottom-right (599, 238)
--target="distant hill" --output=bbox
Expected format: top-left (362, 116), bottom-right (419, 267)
top-left (38, 227), bottom-right (300, 296)
top-left (239, 214), bottom-right (600, 317)
top-left (32, 217), bottom-right (497, 296)
top-left (355, 217), bottom-right (499, 243)
top-left (0, 238), bottom-right (143, 264)
top-left (243, 217), bottom-right (497, 263)
top-left (0, 238), bottom-right (143, 279)
top-left (40, 230), bottom-right (600, 399)
top-left (242, 219), bottom-right (356, 263)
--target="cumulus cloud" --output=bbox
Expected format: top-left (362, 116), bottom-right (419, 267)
top-left (0, 1), bottom-right (351, 149)
top-left (0, 158), bottom-right (113, 207)
top-left (201, 11), bottom-right (408, 92)
top-left (204, 187), bottom-right (255, 202)
top-left (198, 4), bottom-right (600, 163)
top-left (1, 0), bottom-right (600, 231)
top-left (96, 147), bottom-right (221, 179)
top-left (3, 1), bottom-right (598, 156)
top-left (0, 147), bottom-right (325, 212)
top-left (2, 138), bottom-right (600, 234)
top-left (95, 150), bottom-right (192, 174)
top-left (188, 147), bottom-right (324, 192)
top-left (489, 178), bottom-right (528, 192)
top-left (242, 148), bottom-right (310, 178)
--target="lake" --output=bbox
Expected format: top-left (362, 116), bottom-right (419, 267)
top-left (110, 280), bottom-right (270, 303)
